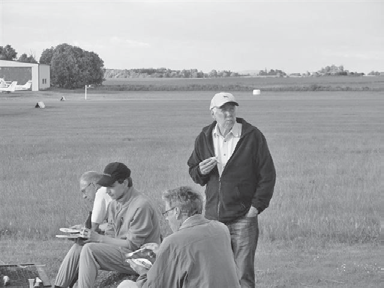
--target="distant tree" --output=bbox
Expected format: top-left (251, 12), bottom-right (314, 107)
top-left (180, 69), bottom-right (190, 78)
top-left (209, 69), bottom-right (218, 78)
top-left (84, 51), bottom-right (105, 85)
top-left (39, 47), bottom-right (55, 65)
top-left (368, 71), bottom-right (380, 76)
top-left (0, 44), bottom-right (17, 60)
top-left (49, 43), bottom-right (104, 88)
top-left (318, 64), bottom-right (346, 75)
top-left (197, 70), bottom-right (205, 78)
top-left (18, 53), bottom-right (38, 63)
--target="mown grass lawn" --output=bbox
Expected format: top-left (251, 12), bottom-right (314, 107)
top-left (0, 89), bottom-right (381, 287)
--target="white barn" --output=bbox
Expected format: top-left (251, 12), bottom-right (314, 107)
top-left (0, 60), bottom-right (50, 91)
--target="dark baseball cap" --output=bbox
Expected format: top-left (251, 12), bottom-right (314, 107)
top-left (97, 162), bottom-right (131, 187)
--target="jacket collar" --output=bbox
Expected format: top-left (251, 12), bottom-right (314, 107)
top-left (203, 117), bottom-right (250, 138)
top-left (213, 122), bottom-right (241, 138)
top-left (178, 214), bottom-right (209, 231)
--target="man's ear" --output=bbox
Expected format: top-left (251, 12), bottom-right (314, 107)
top-left (210, 109), bottom-right (215, 120)
top-left (175, 207), bottom-right (181, 219)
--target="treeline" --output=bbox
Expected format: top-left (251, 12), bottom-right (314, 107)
top-left (105, 65), bottom-right (368, 79)
top-left (368, 71), bottom-right (382, 76)
top-left (315, 64), bottom-right (364, 76)
top-left (104, 68), bottom-right (241, 79)
top-left (0, 44), bottom-right (38, 63)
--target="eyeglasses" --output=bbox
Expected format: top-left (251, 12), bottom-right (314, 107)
top-left (162, 206), bottom-right (176, 217)
top-left (81, 182), bottom-right (94, 193)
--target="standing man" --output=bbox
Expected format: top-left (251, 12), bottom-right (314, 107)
top-left (54, 162), bottom-right (161, 288)
top-left (118, 186), bottom-right (240, 288)
top-left (187, 92), bottom-right (276, 288)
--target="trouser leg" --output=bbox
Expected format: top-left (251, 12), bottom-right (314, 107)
top-left (54, 243), bottom-right (83, 288)
top-left (226, 216), bottom-right (259, 288)
top-left (77, 243), bottom-right (137, 288)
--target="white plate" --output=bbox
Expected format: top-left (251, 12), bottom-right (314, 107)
top-left (60, 228), bottom-right (80, 234)
top-left (56, 234), bottom-right (86, 239)
top-left (131, 258), bottom-right (152, 269)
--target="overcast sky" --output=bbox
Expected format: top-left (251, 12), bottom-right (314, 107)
top-left (0, 0), bottom-right (383, 74)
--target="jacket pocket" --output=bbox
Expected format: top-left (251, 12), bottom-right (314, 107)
top-left (220, 183), bottom-right (247, 214)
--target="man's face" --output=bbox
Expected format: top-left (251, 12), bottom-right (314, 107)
top-left (212, 103), bottom-right (237, 130)
top-left (164, 202), bottom-right (179, 233)
top-left (105, 180), bottom-right (126, 200)
top-left (80, 180), bottom-right (96, 204)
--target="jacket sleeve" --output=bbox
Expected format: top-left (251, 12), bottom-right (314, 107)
top-left (187, 133), bottom-right (211, 186)
top-left (252, 132), bottom-right (276, 213)
top-left (136, 240), bottom-right (181, 288)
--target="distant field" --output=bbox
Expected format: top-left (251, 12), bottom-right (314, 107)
top-left (102, 76), bottom-right (384, 91)
top-left (0, 89), bottom-right (381, 287)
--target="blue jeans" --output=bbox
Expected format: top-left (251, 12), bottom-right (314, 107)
top-left (226, 215), bottom-right (259, 288)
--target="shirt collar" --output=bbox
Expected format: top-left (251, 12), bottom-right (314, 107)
top-left (179, 214), bottom-right (209, 230)
top-left (213, 122), bottom-right (241, 138)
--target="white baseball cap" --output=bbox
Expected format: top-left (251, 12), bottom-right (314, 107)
top-left (210, 92), bottom-right (239, 110)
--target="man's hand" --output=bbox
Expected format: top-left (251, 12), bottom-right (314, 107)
top-left (199, 156), bottom-right (218, 175)
top-left (246, 206), bottom-right (259, 217)
top-left (126, 259), bottom-right (149, 275)
top-left (87, 229), bottom-right (103, 242)
top-left (69, 224), bottom-right (83, 230)
top-left (140, 243), bottom-right (160, 255)
top-left (79, 228), bottom-right (104, 244)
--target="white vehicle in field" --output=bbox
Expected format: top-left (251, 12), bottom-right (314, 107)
top-left (15, 80), bottom-right (32, 91)
top-left (0, 81), bottom-right (17, 93)
top-left (0, 78), bottom-right (11, 88)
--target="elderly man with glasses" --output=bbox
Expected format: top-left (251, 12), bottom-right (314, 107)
top-left (78, 171), bottom-right (112, 232)
top-left (118, 186), bottom-right (240, 288)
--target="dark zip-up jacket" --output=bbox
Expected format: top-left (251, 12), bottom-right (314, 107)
top-left (187, 118), bottom-right (276, 223)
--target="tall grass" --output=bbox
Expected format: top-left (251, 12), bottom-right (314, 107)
top-left (0, 91), bottom-right (381, 246)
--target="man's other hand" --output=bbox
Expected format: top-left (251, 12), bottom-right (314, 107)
top-left (199, 156), bottom-right (218, 175)
top-left (246, 206), bottom-right (259, 217)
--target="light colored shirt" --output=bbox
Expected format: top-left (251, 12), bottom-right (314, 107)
top-left (212, 122), bottom-right (242, 175)
top-left (91, 187), bottom-right (112, 224)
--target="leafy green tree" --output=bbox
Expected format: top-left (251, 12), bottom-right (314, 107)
top-left (0, 44), bottom-right (17, 60)
top-left (208, 69), bottom-right (218, 78)
top-left (18, 53), bottom-right (38, 63)
top-left (39, 47), bottom-right (55, 65)
top-left (51, 44), bottom-right (81, 88)
top-left (49, 43), bottom-right (104, 88)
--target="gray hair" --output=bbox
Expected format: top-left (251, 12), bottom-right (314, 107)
top-left (80, 171), bottom-right (103, 184)
top-left (162, 186), bottom-right (203, 216)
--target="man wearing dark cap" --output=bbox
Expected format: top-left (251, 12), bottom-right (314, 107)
top-left (53, 162), bottom-right (161, 288)
top-left (187, 92), bottom-right (276, 288)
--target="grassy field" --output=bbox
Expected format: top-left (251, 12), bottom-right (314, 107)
top-left (0, 89), bottom-right (382, 287)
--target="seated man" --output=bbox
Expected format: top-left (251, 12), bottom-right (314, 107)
top-left (53, 162), bottom-right (161, 288)
top-left (78, 171), bottom-right (112, 231)
top-left (118, 186), bottom-right (240, 288)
